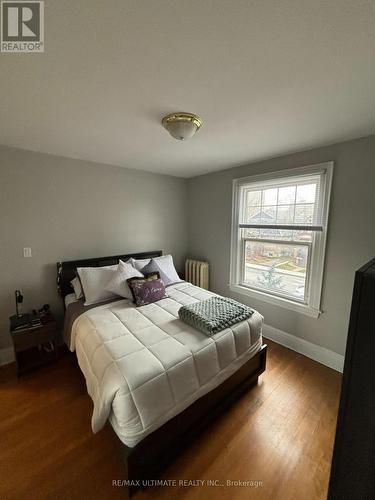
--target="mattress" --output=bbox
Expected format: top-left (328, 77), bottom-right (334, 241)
top-left (69, 282), bottom-right (263, 447)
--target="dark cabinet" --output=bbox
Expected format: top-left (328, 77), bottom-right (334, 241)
top-left (328, 258), bottom-right (375, 499)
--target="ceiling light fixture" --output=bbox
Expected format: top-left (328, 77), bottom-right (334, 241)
top-left (162, 112), bottom-right (203, 140)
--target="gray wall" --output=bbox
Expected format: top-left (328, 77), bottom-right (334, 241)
top-left (0, 146), bottom-right (188, 350)
top-left (2, 135), bottom-right (375, 357)
top-left (187, 135), bottom-right (375, 356)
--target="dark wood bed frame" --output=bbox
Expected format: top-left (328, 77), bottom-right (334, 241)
top-left (57, 250), bottom-right (267, 495)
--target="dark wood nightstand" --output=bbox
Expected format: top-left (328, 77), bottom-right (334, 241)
top-left (10, 316), bottom-right (59, 376)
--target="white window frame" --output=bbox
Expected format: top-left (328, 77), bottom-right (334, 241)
top-left (229, 162), bottom-right (333, 318)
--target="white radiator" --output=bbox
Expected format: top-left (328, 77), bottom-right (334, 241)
top-left (185, 259), bottom-right (209, 290)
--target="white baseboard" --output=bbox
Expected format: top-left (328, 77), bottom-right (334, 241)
top-left (0, 347), bottom-right (15, 367)
top-left (263, 324), bottom-right (344, 373)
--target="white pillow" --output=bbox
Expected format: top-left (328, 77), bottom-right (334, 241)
top-left (105, 260), bottom-right (144, 299)
top-left (154, 255), bottom-right (181, 284)
top-left (70, 277), bottom-right (83, 300)
top-left (77, 265), bottom-right (118, 306)
top-left (129, 257), bottom-right (151, 272)
top-left (130, 255), bottom-right (181, 283)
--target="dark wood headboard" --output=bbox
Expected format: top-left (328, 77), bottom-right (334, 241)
top-left (57, 250), bottom-right (163, 299)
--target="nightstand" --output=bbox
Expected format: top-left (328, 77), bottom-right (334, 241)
top-left (10, 316), bottom-right (59, 376)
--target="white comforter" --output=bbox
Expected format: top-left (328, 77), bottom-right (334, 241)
top-left (70, 282), bottom-right (263, 447)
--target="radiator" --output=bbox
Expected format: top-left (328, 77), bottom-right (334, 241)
top-left (185, 259), bottom-right (209, 290)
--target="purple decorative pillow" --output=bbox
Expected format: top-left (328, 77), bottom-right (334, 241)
top-left (127, 272), bottom-right (160, 303)
top-left (127, 274), bottom-right (167, 306)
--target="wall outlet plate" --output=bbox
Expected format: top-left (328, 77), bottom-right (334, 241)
top-left (23, 247), bottom-right (32, 258)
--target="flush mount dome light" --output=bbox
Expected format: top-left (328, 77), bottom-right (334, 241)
top-left (162, 112), bottom-right (203, 140)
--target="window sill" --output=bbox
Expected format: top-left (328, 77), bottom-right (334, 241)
top-left (228, 283), bottom-right (321, 318)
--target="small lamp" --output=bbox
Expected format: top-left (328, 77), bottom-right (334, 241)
top-left (10, 290), bottom-right (31, 330)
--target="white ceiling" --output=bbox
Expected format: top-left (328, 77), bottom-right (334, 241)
top-left (1, 0), bottom-right (375, 178)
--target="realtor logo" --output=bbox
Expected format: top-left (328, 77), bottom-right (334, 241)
top-left (1, 1), bottom-right (44, 52)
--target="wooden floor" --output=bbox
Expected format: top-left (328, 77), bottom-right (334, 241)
top-left (0, 340), bottom-right (341, 500)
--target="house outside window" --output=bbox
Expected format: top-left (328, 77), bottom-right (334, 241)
top-left (230, 162), bottom-right (333, 318)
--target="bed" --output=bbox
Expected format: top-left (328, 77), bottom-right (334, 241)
top-left (57, 251), bottom-right (267, 485)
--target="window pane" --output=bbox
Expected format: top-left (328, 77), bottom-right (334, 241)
top-left (261, 206), bottom-right (276, 223)
top-left (242, 228), bottom-right (260, 238)
top-left (260, 228), bottom-right (293, 240)
top-left (294, 204), bottom-right (314, 224)
top-left (296, 183), bottom-right (316, 204)
top-left (243, 241), bottom-right (308, 301)
top-left (260, 228), bottom-right (279, 240)
top-left (247, 190), bottom-right (261, 206)
top-left (246, 206), bottom-right (262, 222)
top-left (292, 230), bottom-right (313, 242)
top-left (278, 186), bottom-right (296, 205)
top-left (263, 188), bottom-right (278, 205)
top-left (244, 228), bottom-right (311, 242)
top-left (277, 205), bottom-right (294, 224)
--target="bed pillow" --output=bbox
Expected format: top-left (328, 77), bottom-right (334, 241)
top-left (77, 265), bottom-right (118, 306)
top-left (141, 259), bottom-right (173, 286)
top-left (129, 257), bottom-right (151, 272)
top-left (105, 260), bottom-right (144, 299)
top-left (141, 255), bottom-right (182, 286)
top-left (127, 272), bottom-right (160, 303)
top-left (130, 255), bottom-right (180, 282)
top-left (127, 274), bottom-right (167, 306)
top-left (155, 254), bottom-right (181, 284)
top-left (70, 276), bottom-right (83, 300)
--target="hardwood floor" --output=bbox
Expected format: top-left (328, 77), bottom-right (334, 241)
top-left (0, 340), bottom-right (341, 500)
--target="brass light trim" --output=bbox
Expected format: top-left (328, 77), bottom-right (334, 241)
top-left (162, 112), bottom-right (203, 130)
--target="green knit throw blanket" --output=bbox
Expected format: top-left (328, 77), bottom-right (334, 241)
top-left (178, 296), bottom-right (254, 336)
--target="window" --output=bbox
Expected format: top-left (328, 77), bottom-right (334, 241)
top-left (230, 162), bottom-right (333, 318)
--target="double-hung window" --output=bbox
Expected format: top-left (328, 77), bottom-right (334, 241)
top-left (230, 162), bottom-right (333, 318)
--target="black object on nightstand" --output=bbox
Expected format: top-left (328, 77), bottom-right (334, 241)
top-left (10, 315), bottom-right (59, 376)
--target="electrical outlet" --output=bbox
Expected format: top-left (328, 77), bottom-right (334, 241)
top-left (23, 247), bottom-right (32, 258)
